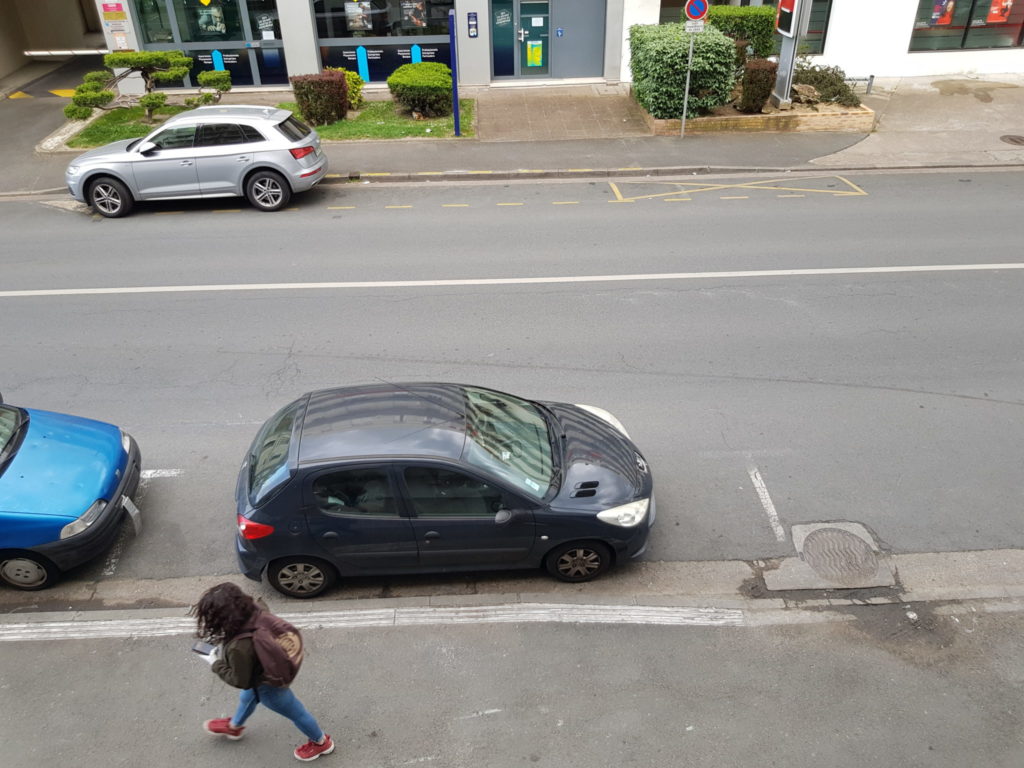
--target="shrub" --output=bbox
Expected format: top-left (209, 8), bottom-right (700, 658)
top-left (64, 51), bottom-right (192, 122)
top-left (290, 71), bottom-right (348, 125)
top-left (738, 58), bottom-right (777, 113)
top-left (793, 59), bottom-right (861, 107)
top-left (325, 67), bottom-right (365, 110)
top-left (184, 69), bottom-right (233, 107)
top-left (707, 5), bottom-right (777, 58)
top-left (387, 62), bottom-right (452, 117)
top-left (629, 24), bottom-right (736, 120)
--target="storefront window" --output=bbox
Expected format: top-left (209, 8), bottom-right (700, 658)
top-left (248, 0), bottom-right (281, 39)
top-left (910, 0), bottom-right (1024, 50)
top-left (314, 0), bottom-right (453, 38)
top-left (173, 0), bottom-right (244, 43)
top-left (187, 48), bottom-right (254, 85)
top-left (136, 0), bottom-right (176, 43)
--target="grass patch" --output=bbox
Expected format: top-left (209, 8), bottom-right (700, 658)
top-left (276, 99), bottom-right (475, 139)
top-left (66, 105), bottom-right (190, 148)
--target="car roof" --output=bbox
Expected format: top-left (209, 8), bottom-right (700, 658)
top-left (164, 105), bottom-right (293, 125)
top-left (297, 383), bottom-right (469, 464)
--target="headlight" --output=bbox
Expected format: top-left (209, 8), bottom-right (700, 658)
top-left (67, 165), bottom-right (81, 175)
top-left (597, 498), bottom-right (649, 528)
top-left (60, 500), bottom-right (107, 539)
top-left (574, 404), bottom-right (630, 438)
top-left (120, 429), bottom-right (131, 454)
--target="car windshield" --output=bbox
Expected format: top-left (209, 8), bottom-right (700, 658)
top-left (461, 387), bottom-right (555, 501)
top-left (0, 405), bottom-right (27, 472)
top-left (248, 399), bottom-right (303, 505)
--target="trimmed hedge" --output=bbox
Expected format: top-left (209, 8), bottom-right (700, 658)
top-left (387, 62), bottom-right (452, 117)
top-left (794, 60), bottom-right (861, 107)
top-left (325, 67), bottom-right (365, 110)
top-left (290, 71), bottom-right (348, 125)
top-left (707, 5), bottom-right (777, 58)
top-left (629, 24), bottom-right (736, 120)
top-left (738, 58), bottom-right (777, 113)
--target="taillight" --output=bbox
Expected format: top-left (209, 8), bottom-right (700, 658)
top-left (237, 514), bottom-right (274, 540)
top-left (289, 146), bottom-right (315, 160)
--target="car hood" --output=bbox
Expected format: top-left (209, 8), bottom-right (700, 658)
top-left (0, 409), bottom-right (125, 519)
top-left (70, 139), bottom-right (139, 166)
top-left (543, 402), bottom-right (651, 511)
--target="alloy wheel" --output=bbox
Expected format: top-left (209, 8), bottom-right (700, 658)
top-left (91, 183), bottom-right (122, 215)
top-left (554, 547), bottom-right (603, 579)
top-left (251, 177), bottom-right (284, 208)
top-left (275, 562), bottom-right (326, 595)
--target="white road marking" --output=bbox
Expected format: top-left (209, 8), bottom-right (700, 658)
top-left (0, 604), bottom-right (745, 643)
top-left (748, 467), bottom-right (787, 542)
top-left (1, 263), bottom-right (1023, 299)
top-left (140, 469), bottom-right (183, 479)
top-left (457, 709), bottom-right (503, 719)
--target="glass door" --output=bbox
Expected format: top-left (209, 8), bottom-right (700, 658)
top-left (518, 1), bottom-right (549, 76)
top-left (491, 0), bottom-right (550, 77)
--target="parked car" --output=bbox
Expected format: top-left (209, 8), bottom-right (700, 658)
top-left (65, 105), bottom-right (328, 218)
top-left (0, 393), bottom-right (142, 590)
top-left (236, 383), bottom-right (654, 598)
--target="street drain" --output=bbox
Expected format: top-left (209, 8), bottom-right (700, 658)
top-left (801, 527), bottom-right (879, 584)
top-left (1000, 135), bottom-right (1024, 146)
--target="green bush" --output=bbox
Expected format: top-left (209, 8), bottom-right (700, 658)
top-left (794, 59), bottom-right (861, 107)
top-left (184, 69), bottom-right (233, 107)
top-left (387, 62), bottom-right (452, 117)
top-left (738, 58), bottom-right (776, 113)
top-left (629, 24), bottom-right (736, 120)
top-left (63, 104), bottom-right (96, 121)
top-left (83, 70), bottom-right (111, 85)
top-left (64, 51), bottom-right (192, 122)
top-left (707, 5), bottom-right (777, 58)
top-left (325, 67), bottom-right (365, 110)
top-left (290, 71), bottom-right (348, 125)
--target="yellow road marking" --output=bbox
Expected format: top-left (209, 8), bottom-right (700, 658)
top-left (8, 91), bottom-right (32, 99)
top-left (385, 205), bottom-right (412, 209)
top-left (566, 168), bottom-right (594, 172)
top-left (49, 89), bottom-right (76, 98)
top-left (721, 196), bottom-right (749, 200)
top-left (154, 211), bottom-right (184, 216)
top-left (327, 206), bottom-right (356, 209)
top-left (834, 175), bottom-right (869, 196)
top-left (664, 198), bottom-right (692, 202)
top-left (616, 167), bottom-right (644, 171)
top-left (467, 170), bottom-right (494, 175)
top-left (552, 201), bottom-right (578, 205)
top-left (608, 182), bottom-right (626, 202)
top-left (612, 175), bottom-right (869, 202)
top-left (778, 194), bottom-right (805, 198)
top-left (608, 200), bottom-right (634, 203)
top-left (362, 172), bottom-right (392, 177)
top-left (497, 202), bottom-right (523, 206)
top-left (416, 171), bottom-right (445, 175)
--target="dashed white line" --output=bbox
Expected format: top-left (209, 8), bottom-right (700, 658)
top-left (140, 469), bottom-right (182, 479)
top-left (748, 466), bottom-right (787, 542)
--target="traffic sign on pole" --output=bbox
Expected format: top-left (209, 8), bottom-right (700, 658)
top-left (684, 0), bottom-right (708, 22)
top-left (776, 0), bottom-right (799, 38)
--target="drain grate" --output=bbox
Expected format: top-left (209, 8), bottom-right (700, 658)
top-left (1000, 135), bottom-right (1024, 146)
top-left (800, 527), bottom-right (879, 584)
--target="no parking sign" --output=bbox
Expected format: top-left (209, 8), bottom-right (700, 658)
top-left (684, 0), bottom-right (708, 22)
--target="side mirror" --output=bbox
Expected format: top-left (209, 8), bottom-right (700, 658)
top-left (138, 141), bottom-right (157, 155)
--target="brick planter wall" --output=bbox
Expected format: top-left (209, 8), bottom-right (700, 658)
top-left (641, 105), bottom-right (876, 135)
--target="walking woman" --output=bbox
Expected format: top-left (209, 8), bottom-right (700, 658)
top-left (191, 582), bottom-right (334, 762)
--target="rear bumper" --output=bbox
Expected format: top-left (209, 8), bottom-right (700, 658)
top-left (35, 435), bottom-right (141, 571)
top-left (236, 536), bottom-right (266, 582)
top-left (290, 155), bottom-right (329, 193)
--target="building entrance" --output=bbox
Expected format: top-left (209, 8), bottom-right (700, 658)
top-left (490, 0), bottom-right (605, 79)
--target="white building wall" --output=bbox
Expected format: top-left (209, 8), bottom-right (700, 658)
top-left (619, 0), bottom-right (660, 82)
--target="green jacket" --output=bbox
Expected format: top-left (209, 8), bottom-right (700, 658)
top-left (212, 635), bottom-right (264, 690)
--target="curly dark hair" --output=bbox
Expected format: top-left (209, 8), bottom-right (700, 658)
top-left (190, 582), bottom-right (259, 643)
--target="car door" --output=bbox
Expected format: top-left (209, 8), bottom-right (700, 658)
top-left (195, 122), bottom-right (256, 196)
top-left (130, 124), bottom-right (199, 198)
top-left (399, 463), bottom-right (537, 569)
top-left (302, 464), bottom-right (418, 574)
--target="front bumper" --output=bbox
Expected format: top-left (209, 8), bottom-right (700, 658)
top-left (35, 435), bottom-right (142, 571)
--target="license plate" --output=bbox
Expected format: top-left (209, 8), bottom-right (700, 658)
top-left (122, 495), bottom-right (142, 536)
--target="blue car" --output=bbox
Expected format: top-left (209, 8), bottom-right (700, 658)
top-left (0, 393), bottom-right (142, 590)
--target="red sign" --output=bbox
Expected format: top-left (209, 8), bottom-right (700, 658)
top-left (776, 0), bottom-right (798, 37)
top-left (684, 0), bottom-right (708, 22)
top-left (987, 0), bottom-right (1013, 22)
top-left (931, 1), bottom-right (955, 26)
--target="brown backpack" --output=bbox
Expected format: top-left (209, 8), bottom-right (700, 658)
top-left (248, 611), bottom-right (304, 687)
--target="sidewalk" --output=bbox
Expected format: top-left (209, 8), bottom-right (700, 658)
top-left (3, 66), bottom-right (1024, 197)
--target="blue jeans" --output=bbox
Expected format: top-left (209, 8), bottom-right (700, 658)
top-left (231, 685), bottom-right (324, 742)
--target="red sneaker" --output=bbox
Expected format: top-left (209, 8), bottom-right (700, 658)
top-left (204, 718), bottom-right (245, 740)
top-left (294, 734), bottom-right (335, 761)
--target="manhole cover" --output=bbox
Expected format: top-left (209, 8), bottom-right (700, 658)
top-left (1000, 135), bottom-right (1024, 146)
top-left (800, 527), bottom-right (879, 583)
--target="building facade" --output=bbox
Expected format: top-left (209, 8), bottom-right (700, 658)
top-left (1, 1), bottom-right (1022, 87)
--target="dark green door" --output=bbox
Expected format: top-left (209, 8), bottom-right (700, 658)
top-left (491, 0), bottom-right (550, 77)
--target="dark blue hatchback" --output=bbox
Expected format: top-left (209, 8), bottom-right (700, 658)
top-left (236, 383), bottom-right (654, 598)
top-left (0, 394), bottom-right (141, 590)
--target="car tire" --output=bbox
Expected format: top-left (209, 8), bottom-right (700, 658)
top-left (544, 541), bottom-right (612, 583)
top-left (88, 176), bottom-right (134, 218)
top-left (267, 556), bottom-right (337, 599)
top-left (245, 170), bottom-right (291, 212)
top-left (0, 553), bottom-right (61, 591)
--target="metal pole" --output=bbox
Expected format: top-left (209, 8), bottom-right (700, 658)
top-left (681, 34), bottom-right (694, 138)
top-left (449, 9), bottom-right (460, 137)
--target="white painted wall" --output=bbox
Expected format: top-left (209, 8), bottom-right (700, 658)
top-left (815, 0), bottom-right (1024, 77)
top-left (619, 0), bottom-right (660, 82)
top-left (0, 11), bottom-right (28, 81)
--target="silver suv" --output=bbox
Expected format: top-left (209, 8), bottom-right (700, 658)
top-left (65, 105), bottom-right (328, 218)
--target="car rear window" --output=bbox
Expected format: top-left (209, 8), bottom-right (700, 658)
top-left (275, 115), bottom-right (313, 142)
top-left (248, 399), bottom-right (303, 505)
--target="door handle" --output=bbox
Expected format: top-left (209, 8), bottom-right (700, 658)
top-left (423, 531), bottom-right (441, 540)
top-left (236, 156), bottom-right (250, 162)
top-left (180, 160), bottom-right (193, 166)
top-left (518, 28), bottom-right (527, 42)
top-left (322, 531), bottom-right (340, 539)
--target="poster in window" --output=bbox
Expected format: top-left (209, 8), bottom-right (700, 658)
top-left (345, 1), bottom-right (372, 31)
top-left (430, 2), bottom-right (453, 20)
top-left (987, 0), bottom-right (1013, 22)
top-left (196, 4), bottom-right (227, 34)
top-left (401, 0), bottom-right (428, 29)
top-left (930, 1), bottom-right (955, 25)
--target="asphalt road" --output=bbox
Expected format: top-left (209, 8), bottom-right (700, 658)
top-left (1, 168), bottom-right (1023, 590)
